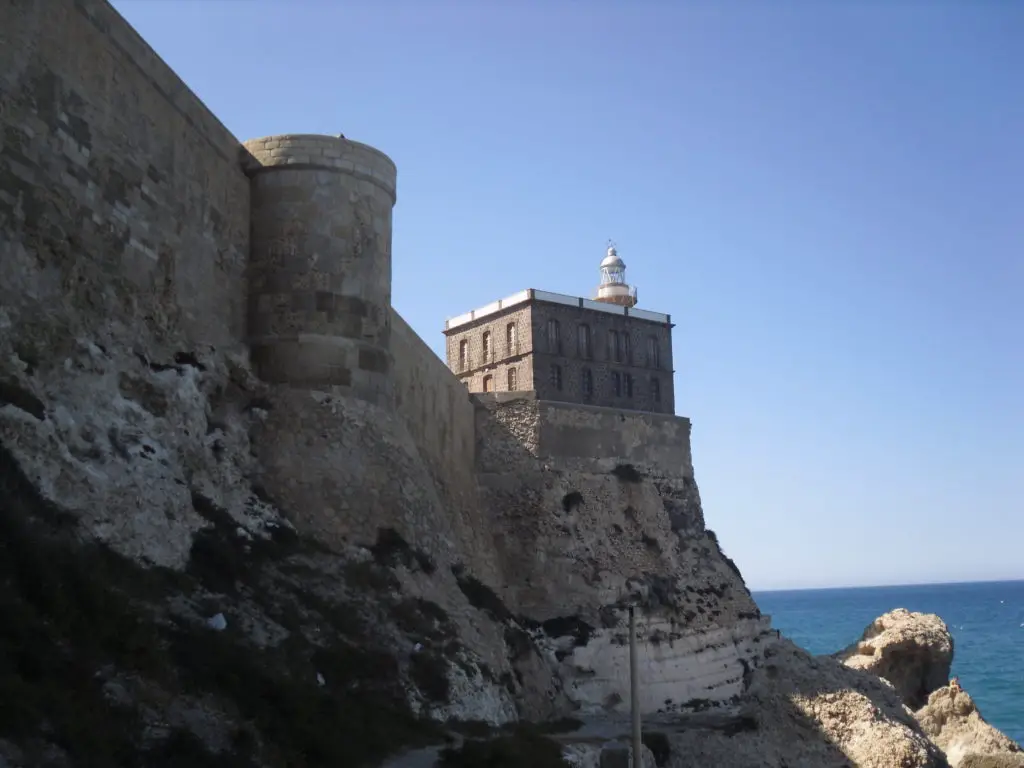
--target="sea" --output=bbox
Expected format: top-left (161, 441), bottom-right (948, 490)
top-left (754, 580), bottom-right (1024, 746)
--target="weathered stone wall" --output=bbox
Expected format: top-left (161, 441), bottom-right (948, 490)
top-left (529, 301), bottom-right (675, 414)
top-left (0, 0), bottom-right (256, 568)
top-left (475, 394), bottom-right (695, 493)
top-left (0, 0), bottom-right (250, 359)
top-left (474, 394), bottom-right (542, 473)
top-left (391, 309), bottom-right (478, 519)
top-left (243, 134), bottom-right (397, 405)
top-left (535, 399), bottom-right (691, 474)
top-left (444, 304), bottom-right (535, 394)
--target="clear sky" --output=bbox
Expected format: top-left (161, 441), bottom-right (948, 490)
top-left (112, 1), bottom-right (1023, 591)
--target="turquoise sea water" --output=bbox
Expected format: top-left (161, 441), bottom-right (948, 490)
top-left (754, 580), bottom-right (1024, 746)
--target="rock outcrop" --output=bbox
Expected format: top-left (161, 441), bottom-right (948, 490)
top-left (836, 608), bottom-right (954, 709)
top-left (836, 609), bottom-right (1022, 768)
top-left (917, 686), bottom-right (1024, 768)
top-left (643, 638), bottom-right (948, 768)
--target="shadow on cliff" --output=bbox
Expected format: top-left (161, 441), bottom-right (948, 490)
top-left (660, 637), bottom-right (951, 768)
top-left (0, 441), bottom-right (452, 767)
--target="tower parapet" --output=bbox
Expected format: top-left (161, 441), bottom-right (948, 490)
top-left (243, 134), bottom-right (397, 405)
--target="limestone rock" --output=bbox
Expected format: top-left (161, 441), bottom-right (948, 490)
top-left (648, 638), bottom-right (948, 767)
top-left (837, 608), bottom-right (954, 708)
top-left (916, 685), bottom-right (1023, 768)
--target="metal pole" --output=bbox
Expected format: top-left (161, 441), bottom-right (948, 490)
top-left (629, 605), bottom-right (642, 767)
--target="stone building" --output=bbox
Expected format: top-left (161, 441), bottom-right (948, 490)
top-left (443, 244), bottom-right (676, 414)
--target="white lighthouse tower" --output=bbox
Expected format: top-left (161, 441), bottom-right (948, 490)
top-left (594, 241), bottom-right (638, 308)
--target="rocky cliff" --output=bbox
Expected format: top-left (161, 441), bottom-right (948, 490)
top-left (1, 0), bottom-right (773, 759)
top-left (1, 1), bottom-right (1019, 767)
top-left (0, 328), bottom-right (774, 766)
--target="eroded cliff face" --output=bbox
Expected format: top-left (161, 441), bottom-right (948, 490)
top-left (474, 395), bottom-right (774, 717)
top-left (0, 328), bottom-right (771, 765)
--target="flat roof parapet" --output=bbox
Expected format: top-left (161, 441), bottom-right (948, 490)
top-left (444, 289), bottom-right (671, 332)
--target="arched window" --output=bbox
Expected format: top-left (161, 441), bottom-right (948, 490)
top-left (458, 339), bottom-right (468, 370)
top-left (547, 319), bottom-right (561, 353)
top-left (650, 377), bottom-right (661, 403)
top-left (482, 331), bottom-right (492, 363)
top-left (577, 324), bottom-right (592, 358)
top-left (506, 323), bottom-right (518, 355)
top-left (612, 371), bottom-right (622, 397)
top-left (482, 374), bottom-right (494, 393)
top-left (624, 373), bottom-right (634, 398)
top-left (647, 336), bottom-right (660, 368)
top-left (550, 364), bottom-right (563, 391)
top-left (507, 368), bottom-right (517, 391)
top-left (582, 368), bottom-right (594, 400)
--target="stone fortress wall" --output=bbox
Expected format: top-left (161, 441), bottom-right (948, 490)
top-left (390, 310), bottom-right (478, 518)
top-left (1, 0), bottom-right (774, 719)
top-left (474, 392), bottom-right (692, 476)
top-left (0, 0), bottom-right (250, 358)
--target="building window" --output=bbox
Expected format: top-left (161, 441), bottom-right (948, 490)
top-left (547, 319), bottom-right (561, 353)
top-left (507, 367), bottom-right (517, 391)
top-left (550, 364), bottom-right (563, 391)
top-left (614, 332), bottom-right (628, 364)
top-left (612, 371), bottom-right (622, 397)
top-left (459, 339), bottom-right (468, 370)
top-left (582, 368), bottom-right (594, 400)
top-left (506, 323), bottom-right (518, 356)
top-left (650, 377), bottom-right (661, 403)
top-left (607, 330), bottom-right (618, 361)
top-left (622, 333), bottom-right (631, 364)
top-left (647, 336), bottom-right (660, 368)
top-left (577, 324), bottom-right (592, 359)
top-left (482, 331), bottom-right (492, 363)
top-left (625, 373), bottom-right (634, 398)
top-left (483, 374), bottom-right (494, 393)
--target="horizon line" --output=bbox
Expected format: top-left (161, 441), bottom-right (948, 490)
top-left (752, 576), bottom-right (1024, 594)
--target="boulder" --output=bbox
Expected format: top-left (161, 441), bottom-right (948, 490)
top-left (837, 608), bottom-right (954, 708)
top-left (917, 685), bottom-right (1023, 768)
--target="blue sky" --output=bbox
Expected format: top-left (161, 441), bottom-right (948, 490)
top-left (112, 1), bottom-right (1023, 591)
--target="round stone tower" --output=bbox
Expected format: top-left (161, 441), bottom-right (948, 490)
top-left (242, 134), bottom-right (397, 405)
